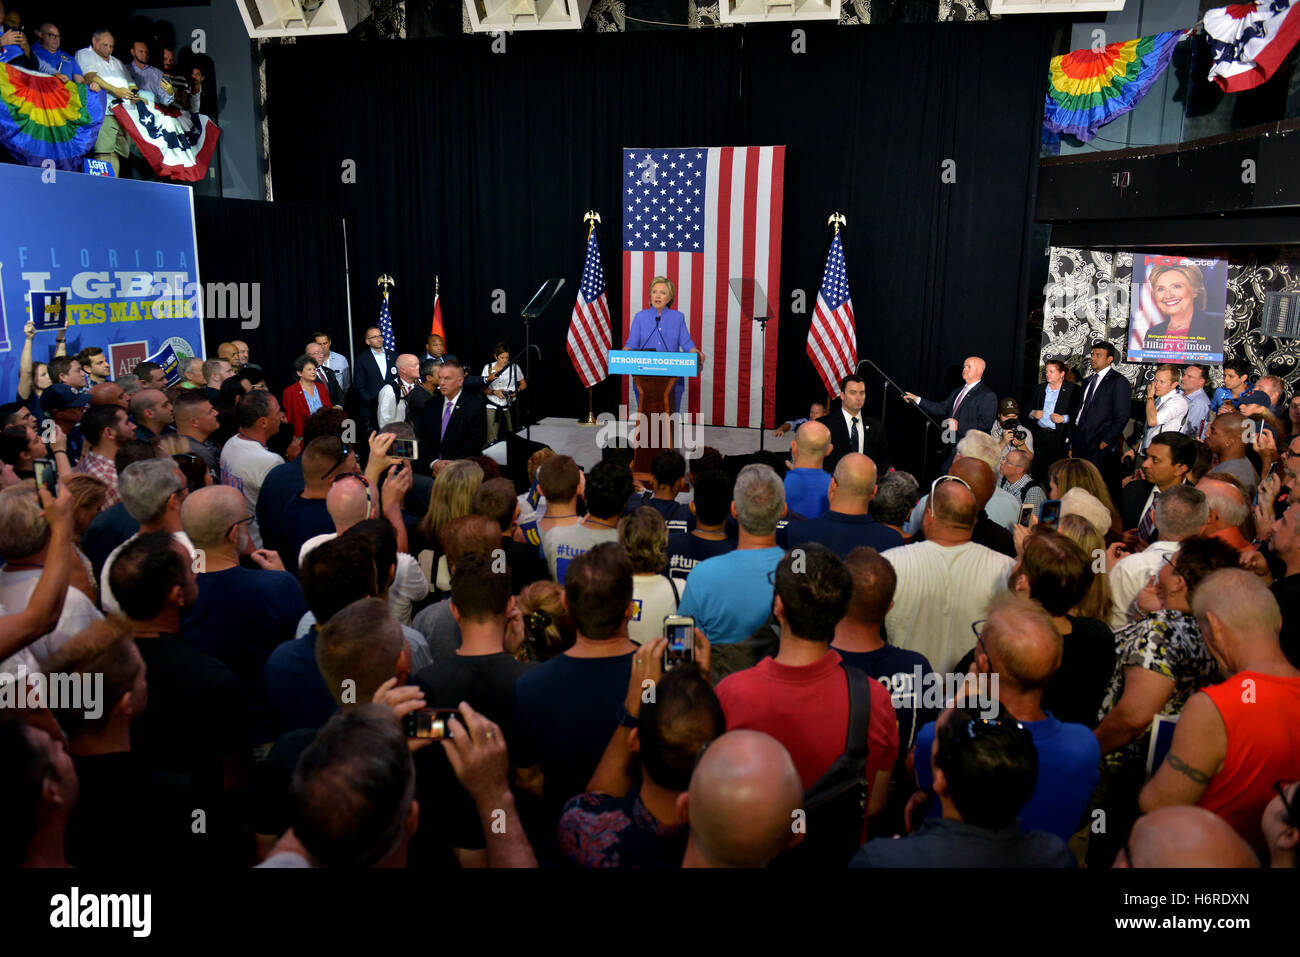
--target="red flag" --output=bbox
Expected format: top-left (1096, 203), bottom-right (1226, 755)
top-left (430, 288), bottom-right (446, 345)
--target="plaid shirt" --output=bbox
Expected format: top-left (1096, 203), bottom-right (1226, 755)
top-left (1000, 473), bottom-right (1046, 512)
top-left (75, 450), bottom-right (120, 507)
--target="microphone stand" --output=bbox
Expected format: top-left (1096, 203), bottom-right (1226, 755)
top-left (856, 357), bottom-right (946, 483)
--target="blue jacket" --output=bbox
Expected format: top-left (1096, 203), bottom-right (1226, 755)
top-left (624, 308), bottom-right (695, 353)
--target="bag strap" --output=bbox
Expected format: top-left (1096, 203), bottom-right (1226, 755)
top-left (662, 572), bottom-right (680, 605)
top-left (841, 662), bottom-right (873, 757)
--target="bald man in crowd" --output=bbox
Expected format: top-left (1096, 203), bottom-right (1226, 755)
top-left (947, 456), bottom-right (1015, 557)
top-left (782, 453), bottom-right (901, 555)
top-left (783, 420), bottom-right (833, 519)
top-left (181, 485), bottom-right (308, 696)
top-left (1139, 569), bottom-right (1300, 854)
top-left (378, 354), bottom-right (420, 428)
top-left (1116, 806), bottom-right (1260, 867)
top-left (129, 388), bottom-right (174, 442)
top-left (89, 382), bottom-right (127, 410)
top-left (678, 730), bottom-right (804, 868)
top-left (1205, 411), bottom-right (1259, 501)
top-left (1196, 472), bottom-right (1252, 552)
top-left (912, 592), bottom-right (1099, 843)
top-left (883, 475), bottom-right (1015, 673)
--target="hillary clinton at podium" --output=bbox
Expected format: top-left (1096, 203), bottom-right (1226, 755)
top-left (624, 276), bottom-right (703, 415)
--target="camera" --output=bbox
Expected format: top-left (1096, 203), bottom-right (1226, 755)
top-left (1002, 417), bottom-right (1027, 441)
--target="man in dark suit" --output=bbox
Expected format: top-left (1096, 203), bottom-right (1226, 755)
top-left (1027, 358), bottom-right (1079, 482)
top-left (353, 325), bottom-right (396, 438)
top-left (817, 374), bottom-right (891, 475)
top-left (418, 357), bottom-right (487, 468)
top-left (904, 356), bottom-right (998, 469)
top-left (405, 358), bottom-right (439, 436)
top-left (1067, 341), bottom-right (1133, 490)
top-left (305, 341), bottom-right (344, 407)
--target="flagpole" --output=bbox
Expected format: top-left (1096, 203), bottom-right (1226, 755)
top-left (577, 211), bottom-right (601, 427)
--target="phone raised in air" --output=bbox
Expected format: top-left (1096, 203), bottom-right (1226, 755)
top-left (33, 457), bottom-right (57, 495)
top-left (1038, 499), bottom-right (1061, 530)
top-left (662, 615), bottom-right (694, 671)
top-left (1018, 503), bottom-right (1035, 527)
top-left (402, 708), bottom-right (460, 740)
top-left (389, 437), bottom-right (419, 460)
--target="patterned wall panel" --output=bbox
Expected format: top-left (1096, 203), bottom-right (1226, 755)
top-left (1040, 245), bottom-right (1300, 396)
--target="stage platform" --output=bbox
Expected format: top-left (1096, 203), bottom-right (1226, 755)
top-left (502, 416), bottom-right (781, 471)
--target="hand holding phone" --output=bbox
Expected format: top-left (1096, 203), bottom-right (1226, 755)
top-left (663, 616), bottom-right (695, 671)
top-left (402, 708), bottom-right (460, 739)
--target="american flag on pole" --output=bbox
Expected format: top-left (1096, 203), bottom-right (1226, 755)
top-left (807, 232), bottom-right (856, 397)
top-left (622, 147), bottom-right (785, 427)
top-left (378, 292), bottom-right (396, 354)
top-left (567, 225), bottom-right (611, 388)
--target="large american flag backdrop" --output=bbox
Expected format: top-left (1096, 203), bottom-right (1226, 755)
top-left (621, 146), bottom-right (785, 428)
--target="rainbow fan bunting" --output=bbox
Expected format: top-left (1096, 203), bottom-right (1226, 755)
top-left (1043, 30), bottom-right (1189, 143)
top-left (0, 63), bottom-right (105, 169)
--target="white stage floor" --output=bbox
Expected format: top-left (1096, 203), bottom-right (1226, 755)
top-left (509, 416), bottom-right (781, 470)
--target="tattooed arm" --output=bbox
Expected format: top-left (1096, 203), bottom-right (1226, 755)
top-left (1138, 692), bottom-right (1227, 812)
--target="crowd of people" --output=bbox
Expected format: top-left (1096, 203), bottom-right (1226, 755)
top-left (0, 6), bottom-right (215, 176)
top-left (1, 328), bottom-right (1298, 871)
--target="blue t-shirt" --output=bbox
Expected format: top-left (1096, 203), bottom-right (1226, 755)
top-left (255, 459), bottom-right (305, 557)
top-left (914, 713), bottom-right (1100, 842)
top-left (677, 547), bottom-right (783, 646)
top-left (781, 511), bottom-right (904, 558)
top-left (834, 644), bottom-right (938, 756)
top-left (784, 468), bottom-right (832, 520)
top-left (262, 626), bottom-right (337, 733)
top-left (182, 566), bottom-right (309, 690)
top-left (511, 651), bottom-right (636, 818)
top-left (665, 532), bottom-right (736, 585)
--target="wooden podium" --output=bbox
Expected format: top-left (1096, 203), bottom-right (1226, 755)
top-left (632, 373), bottom-right (679, 474)
top-left (607, 350), bottom-right (700, 479)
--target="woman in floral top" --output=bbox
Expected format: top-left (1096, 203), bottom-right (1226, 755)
top-left (1086, 535), bottom-right (1239, 866)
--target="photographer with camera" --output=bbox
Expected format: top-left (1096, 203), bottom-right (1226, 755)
top-left (990, 397), bottom-right (1034, 459)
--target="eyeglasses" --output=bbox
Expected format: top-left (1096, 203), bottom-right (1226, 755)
top-left (1159, 553), bottom-right (1181, 576)
top-left (321, 444), bottom-right (352, 480)
top-left (225, 514), bottom-right (255, 539)
top-left (1276, 780), bottom-right (1298, 826)
top-left (330, 471), bottom-right (372, 515)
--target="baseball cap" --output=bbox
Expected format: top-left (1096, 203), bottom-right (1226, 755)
top-left (41, 384), bottom-right (89, 414)
top-left (999, 397), bottom-right (1020, 416)
top-left (1234, 390), bottom-right (1273, 410)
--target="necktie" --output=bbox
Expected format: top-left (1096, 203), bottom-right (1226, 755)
top-left (849, 416), bottom-right (860, 454)
top-left (440, 400), bottom-right (454, 439)
top-left (1138, 489), bottom-right (1159, 545)
top-left (951, 385), bottom-right (969, 418)
top-left (1077, 374), bottom-right (1099, 426)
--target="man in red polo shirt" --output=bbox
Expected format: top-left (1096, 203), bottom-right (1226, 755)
top-left (714, 543), bottom-right (898, 839)
top-left (1139, 568), bottom-right (1300, 855)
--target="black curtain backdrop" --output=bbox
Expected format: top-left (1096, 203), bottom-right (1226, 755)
top-left (195, 197), bottom-right (349, 384)
top-left (264, 20), bottom-right (1052, 477)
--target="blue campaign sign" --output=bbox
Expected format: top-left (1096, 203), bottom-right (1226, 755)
top-left (607, 350), bottom-right (699, 377)
top-left (0, 164), bottom-right (204, 399)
